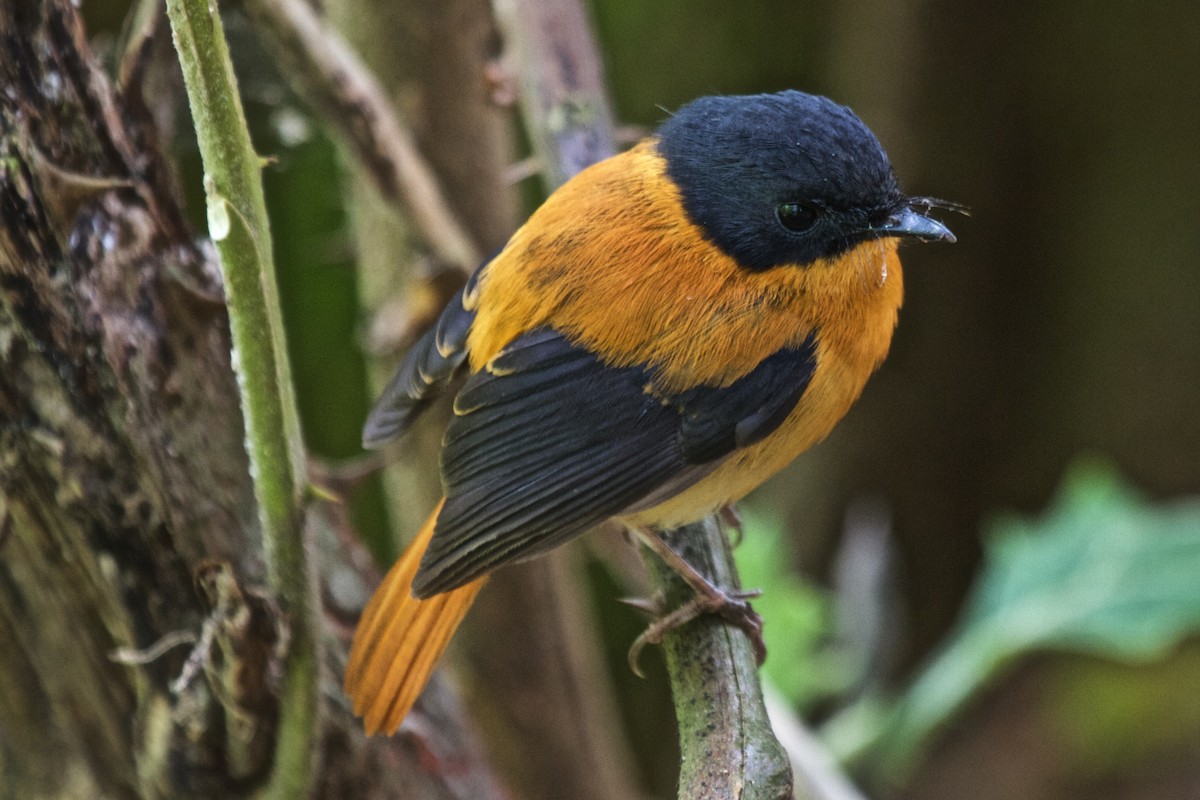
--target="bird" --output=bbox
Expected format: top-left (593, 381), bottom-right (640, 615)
top-left (344, 89), bottom-right (954, 735)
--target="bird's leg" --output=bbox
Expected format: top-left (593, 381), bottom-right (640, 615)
top-left (717, 503), bottom-right (745, 547)
top-left (625, 526), bottom-right (765, 677)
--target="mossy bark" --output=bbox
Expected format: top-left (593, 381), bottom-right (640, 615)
top-left (0, 2), bottom-right (502, 797)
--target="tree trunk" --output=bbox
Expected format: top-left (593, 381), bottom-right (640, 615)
top-left (0, 3), bottom-right (501, 797)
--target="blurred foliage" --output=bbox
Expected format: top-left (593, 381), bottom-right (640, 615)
top-left (260, 120), bottom-right (393, 557)
top-left (1044, 644), bottom-right (1200, 780)
top-left (590, 0), bottom-right (831, 122)
top-left (823, 461), bottom-right (1200, 782)
top-left (735, 510), bottom-right (838, 706)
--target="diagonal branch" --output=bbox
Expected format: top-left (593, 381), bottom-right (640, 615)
top-left (243, 0), bottom-right (482, 274)
top-left (491, 0), bottom-right (618, 184)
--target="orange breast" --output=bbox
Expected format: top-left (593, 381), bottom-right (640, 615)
top-left (467, 140), bottom-right (905, 526)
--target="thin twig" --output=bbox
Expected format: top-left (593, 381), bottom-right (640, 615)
top-left (502, 155), bottom-right (544, 185)
top-left (491, 0), bottom-right (617, 186)
top-left (243, 0), bottom-right (481, 274)
top-left (164, 1), bottom-right (318, 797)
top-left (115, 0), bottom-right (161, 92)
top-left (109, 630), bottom-right (198, 666)
top-left (169, 618), bottom-right (218, 695)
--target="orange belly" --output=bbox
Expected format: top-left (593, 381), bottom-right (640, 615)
top-left (623, 277), bottom-right (901, 529)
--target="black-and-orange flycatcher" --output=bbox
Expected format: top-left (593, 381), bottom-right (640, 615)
top-left (345, 90), bottom-right (955, 735)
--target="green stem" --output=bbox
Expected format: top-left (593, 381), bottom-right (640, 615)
top-left (164, 1), bottom-right (317, 798)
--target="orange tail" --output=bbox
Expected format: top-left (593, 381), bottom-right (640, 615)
top-left (344, 499), bottom-right (486, 735)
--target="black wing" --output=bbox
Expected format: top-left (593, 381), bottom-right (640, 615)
top-left (412, 328), bottom-right (817, 597)
top-left (361, 287), bottom-right (476, 449)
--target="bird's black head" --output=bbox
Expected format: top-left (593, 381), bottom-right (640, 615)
top-left (657, 90), bottom-right (953, 271)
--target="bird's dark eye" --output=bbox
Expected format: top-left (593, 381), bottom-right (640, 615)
top-left (776, 202), bottom-right (819, 233)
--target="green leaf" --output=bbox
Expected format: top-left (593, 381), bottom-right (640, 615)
top-left (826, 459), bottom-right (1200, 778)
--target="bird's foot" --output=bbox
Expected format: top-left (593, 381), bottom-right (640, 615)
top-left (624, 582), bottom-right (765, 678)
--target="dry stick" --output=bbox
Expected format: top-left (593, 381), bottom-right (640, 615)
top-left (243, 0), bottom-right (481, 275)
top-left (491, 1), bottom-right (796, 798)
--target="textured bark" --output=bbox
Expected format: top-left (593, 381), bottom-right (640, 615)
top-left (649, 519), bottom-right (795, 800)
top-left (0, 3), bottom-right (502, 798)
top-left (1, 5), bottom-right (260, 795)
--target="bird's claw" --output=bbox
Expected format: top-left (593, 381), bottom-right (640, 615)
top-left (626, 585), bottom-right (766, 678)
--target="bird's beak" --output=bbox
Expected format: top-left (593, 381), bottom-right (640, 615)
top-left (874, 206), bottom-right (956, 243)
